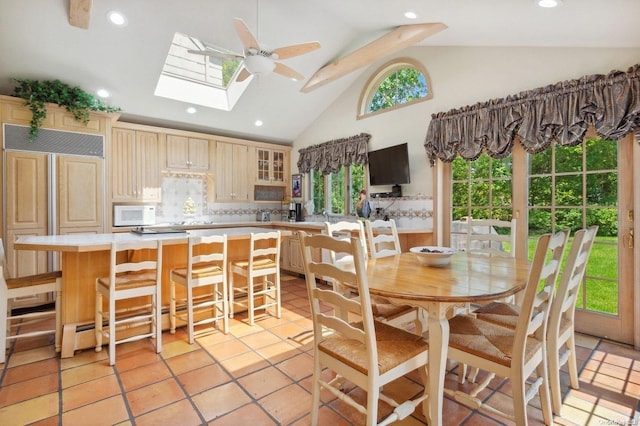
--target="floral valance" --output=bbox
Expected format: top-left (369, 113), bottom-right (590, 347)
top-left (424, 64), bottom-right (640, 166)
top-left (297, 133), bottom-right (370, 175)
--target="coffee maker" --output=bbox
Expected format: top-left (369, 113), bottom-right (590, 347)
top-left (295, 202), bottom-right (303, 222)
top-left (288, 202), bottom-right (297, 222)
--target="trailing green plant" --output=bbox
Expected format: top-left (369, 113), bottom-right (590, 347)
top-left (12, 78), bottom-right (121, 141)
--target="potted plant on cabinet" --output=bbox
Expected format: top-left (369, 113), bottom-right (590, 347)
top-left (11, 78), bottom-right (121, 141)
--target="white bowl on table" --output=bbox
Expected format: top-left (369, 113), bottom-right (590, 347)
top-left (409, 246), bottom-right (455, 267)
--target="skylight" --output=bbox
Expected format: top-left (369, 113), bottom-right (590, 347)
top-left (154, 32), bottom-right (251, 111)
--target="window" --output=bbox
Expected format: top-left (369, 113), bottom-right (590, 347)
top-left (358, 58), bottom-right (432, 119)
top-left (310, 164), bottom-right (366, 215)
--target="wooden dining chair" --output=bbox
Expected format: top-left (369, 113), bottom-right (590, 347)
top-left (169, 234), bottom-right (228, 343)
top-left (0, 239), bottom-right (62, 364)
top-left (364, 219), bottom-right (424, 331)
top-left (325, 221), bottom-right (420, 330)
top-left (95, 240), bottom-right (163, 366)
top-left (229, 231), bottom-right (281, 326)
top-left (298, 231), bottom-right (429, 426)
top-left (548, 226), bottom-right (598, 414)
top-left (466, 218), bottom-right (516, 257)
top-left (364, 219), bottom-right (402, 258)
top-left (444, 229), bottom-right (569, 425)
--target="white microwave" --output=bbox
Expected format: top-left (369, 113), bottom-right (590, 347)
top-left (113, 205), bottom-right (156, 227)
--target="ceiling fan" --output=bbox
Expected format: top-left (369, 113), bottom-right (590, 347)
top-left (189, 18), bottom-right (320, 83)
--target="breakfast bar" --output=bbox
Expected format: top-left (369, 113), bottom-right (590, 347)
top-left (14, 227), bottom-right (287, 352)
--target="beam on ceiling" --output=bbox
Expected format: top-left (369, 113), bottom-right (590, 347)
top-left (69, 0), bottom-right (92, 29)
top-left (301, 22), bottom-right (447, 93)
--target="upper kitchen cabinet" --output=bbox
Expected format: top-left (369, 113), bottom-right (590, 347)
top-left (165, 134), bottom-right (211, 171)
top-left (255, 147), bottom-right (289, 186)
top-left (111, 127), bottom-right (162, 202)
top-left (215, 141), bottom-right (249, 201)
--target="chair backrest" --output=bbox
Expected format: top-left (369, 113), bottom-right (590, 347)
top-left (514, 229), bottom-right (569, 356)
top-left (187, 234), bottom-right (227, 285)
top-left (0, 239), bottom-right (8, 280)
top-left (548, 226), bottom-right (598, 338)
top-left (466, 218), bottom-right (516, 258)
top-left (247, 231), bottom-right (281, 271)
top-left (109, 239), bottom-right (162, 285)
top-left (364, 219), bottom-right (401, 258)
top-left (298, 231), bottom-right (378, 371)
top-left (324, 221), bottom-right (368, 264)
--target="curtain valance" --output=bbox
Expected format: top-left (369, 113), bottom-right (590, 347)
top-left (297, 133), bottom-right (370, 175)
top-left (424, 64), bottom-right (640, 166)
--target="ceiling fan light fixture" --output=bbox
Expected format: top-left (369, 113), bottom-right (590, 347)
top-left (244, 54), bottom-right (276, 75)
top-left (537, 0), bottom-right (561, 8)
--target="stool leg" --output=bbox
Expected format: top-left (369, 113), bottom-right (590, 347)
top-left (229, 266), bottom-right (235, 319)
top-left (55, 280), bottom-right (62, 353)
top-left (94, 291), bottom-right (103, 352)
top-left (169, 280), bottom-right (176, 334)
top-left (108, 295), bottom-right (116, 366)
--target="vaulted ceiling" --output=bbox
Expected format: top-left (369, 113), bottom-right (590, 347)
top-left (0, 0), bottom-right (638, 145)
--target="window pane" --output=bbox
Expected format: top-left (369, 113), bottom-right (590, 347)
top-left (586, 138), bottom-right (617, 171)
top-left (556, 207), bottom-right (583, 232)
top-left (330, 168), bottom-right (345, 214)
top-left (491, 179), bottom-right (512, 206)
top-left (529, 176), bottom-right (552, 205)
top-left (452, 157), bottom-right (469, 180)
top-left (586, 208), bottom-right (618, 235)
top-left (368, 66), bottom-right (428, 113)
top-left (311, 170), bottom-right (325, 214)
top-left (530, 148), bottom-right (552, 174)
top-left (529, 208), bottom-right (552, 234)
top-left (586, 172), bottom-right (617, 205)
top-left (555, 145), bottom-right (583, 173)
top-left (555, 175), bottom-right (582, 206)
top-left (470, 181), bottom-right (489, 205)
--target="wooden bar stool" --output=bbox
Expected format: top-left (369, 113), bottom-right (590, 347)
top-left (170, 234), bottom-right (228, 343)
top-left (95, 240), bottom-right (162, 365)
top-left (0, 240), bottom-right (61, 364)
top-left (229, 231), bottom-right (281, 326)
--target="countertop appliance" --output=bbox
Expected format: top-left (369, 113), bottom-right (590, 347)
top-left (256, 211), bottom-right (271, 222)
top-left (114, 205), bottom-right (156, 227)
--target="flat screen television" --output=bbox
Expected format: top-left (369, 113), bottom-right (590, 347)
top-left (367, 142), bottom-right (411, 186)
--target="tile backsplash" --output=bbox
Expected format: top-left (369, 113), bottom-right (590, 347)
top-left (155, 174), bottom-right (432, 229)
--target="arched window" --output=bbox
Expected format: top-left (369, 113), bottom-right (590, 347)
top-left (358, 58), bottom-right (433, 118)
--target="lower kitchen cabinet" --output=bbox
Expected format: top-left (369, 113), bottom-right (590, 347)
top-left (281, 232), bottom-right (321, 275)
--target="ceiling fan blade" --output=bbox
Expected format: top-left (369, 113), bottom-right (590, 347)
top-left (235, 68), bottom-right (252, 82)
top-left (233, 17), bottom-right (260, 51)
top-left (301, 22), bottom-right (447, 93)
top-left (272, 42), bottom-right (321, 60)
top-left (273, 63), bottom-right (304, 81)
top-left (187, 49), bottom-right (243, 61)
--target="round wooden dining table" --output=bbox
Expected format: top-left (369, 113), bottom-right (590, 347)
top-left (363, 251), bottom-right (531, 426)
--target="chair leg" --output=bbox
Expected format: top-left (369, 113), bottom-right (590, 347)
top-left (169, 280), bottom-right (176, 334)
top-left (548, 345), bottom-right (563, 415)
top-left (108, 296), bottom-right (116, 366)
top-left (229, 268), bottom-right (235, 319)
top-left (94, 291), bottom-right (103, 352)
top-left (366, 384), bottom-right (380, 426)
top-left (310, 358), bottom-right (322, 426)
top-left (537, 357), bottom-right (554, 426)
top-left (567, 335), bottom-right (580, 390)
top-left (247, 274), bottom-right (255, 326)
top-left (54, 281), bottom-right (62, 353)
top-left (155, 288), bottom-right (162, 354)
top-left (0, 291), bottom-right (8, 364)
top-left (187, 285), bottom-right (194, 344)
top-left (221, 282), bottom-right (229, 335)
top-left (510, 372), bottom-right (528, 426)
top-left (275, 270), bottom-right (281, 319)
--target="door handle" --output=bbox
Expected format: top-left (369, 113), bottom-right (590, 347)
top-left (623, 228), bottom-right (634, 249)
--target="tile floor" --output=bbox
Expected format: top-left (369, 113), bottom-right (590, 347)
top-left (1, 275), bottom-right (639, 425)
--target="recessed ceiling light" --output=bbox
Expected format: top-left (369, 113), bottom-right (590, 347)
top-left (254, 119), bottom-right (263, 127)
top-left (404, 11), bottom-right (418, 19)
top-left (108, 11), bottom-right (127, 26)
top-left (96, 89), bottom-right (110, 98)
top-left (537, 0), bottom-right (561, 8)
top-left (186, 107), bottom-right (197, 114)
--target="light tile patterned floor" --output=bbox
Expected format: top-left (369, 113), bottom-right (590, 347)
top-left (0, 276), bottom-right (639, 425)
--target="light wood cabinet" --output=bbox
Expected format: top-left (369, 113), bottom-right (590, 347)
top-left (215, 141), bottom-right (249, 201)
top-left (112, 128), bottom-right (162, 202)
top-left (166, 134), bottom-right (210, 171)
top-left (255, 147), bottom-right (289, 185)
top-left (280, 232), bottom-right (321, 274)
top-left (57, 155), bottom-right (103, 232)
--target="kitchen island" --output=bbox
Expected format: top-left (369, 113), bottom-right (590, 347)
top-left (14, 226), bottom-right (288, 354)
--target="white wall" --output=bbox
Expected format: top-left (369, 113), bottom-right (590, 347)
top-left (292, 46), bottom-right (640, 199)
